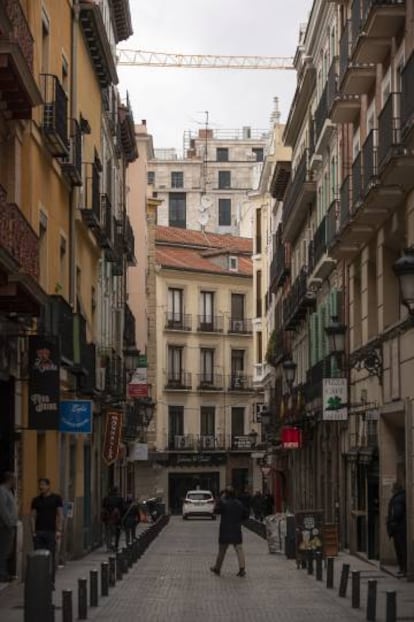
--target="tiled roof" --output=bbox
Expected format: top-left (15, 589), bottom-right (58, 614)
top-left (155, 226), bottom-right (252, 254)
top-left (154, 226), bottom-right (253, 276)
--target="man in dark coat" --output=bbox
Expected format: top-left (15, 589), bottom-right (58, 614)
top-left (386, 483), bottom-right (407, 576)
top-left (210, 486), bottom-right (249, 577)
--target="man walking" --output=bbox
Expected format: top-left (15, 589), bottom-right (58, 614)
top-left (102, 487), bottom-right (124, 551)
top-left (31, 478), bottom-right (63, 587)
top-left (387, 482), bottom-right (407, 577)
top-left (210, 486), bottom-right (249, 577)
top-left (0, 472), bottom-right (17, 582)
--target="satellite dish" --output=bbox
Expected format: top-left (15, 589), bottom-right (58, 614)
top-left (200, 195), bottom-right (213, 211)
top-left (198, 213), bottom-right (209, 226)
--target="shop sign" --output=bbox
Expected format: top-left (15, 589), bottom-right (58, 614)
top-left (170, 453), bottom-right (227, 467)
top-left (232, 435), bottom-right (255, 450)
top-left (28, 336), bottom-right (60, 430)
top-left (59, 400), bottom-right (92, 434)
top-left (128, 442), bottom-right (148, 462)
top-left (322, 378), bottom-right (348, 421)
top-left (281, 426), bottom-right (302, 449)
top-left (295, 509), bottom-right (324, 554)
top-left (128, 366), bottom-right (148, 398)
top-left (103, 411), bottom-right (123, 465)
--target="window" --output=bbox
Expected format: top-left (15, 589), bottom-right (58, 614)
top-left (41, 8), bottom-right (50, 74)
top-left (200, 290), bottom-right (214, 325)
top-left (218, 170), bottom-right (231, 189)
top-left (200, 406), bottom-right (215, 436)
top-left (169, 193), bottom-right (186, 228)
top-left (61, 55), bottom-right (69, 95)
top-left (167, 288), bottom-right (183, 325)
top-left (231, 350), bottom-right (244, 376)
top-left (168, 405), bottom-right (184, 448)
top-left (255, 208), bottom-right (262, 254)
top-left (256, 269), bottom-right (262, 317)
top-left (218, 198), bottom-right (231, 226)
top-left (200, 348), bottom-right (214, 383)
top-left (168, 346), bottom-right (183, 382)
top-left (171, 171), bottom-right (184, 188)
top-left (231, 407), bottom-right (245, 436)
top-left (147, 171), bottom-right (155, 185)
top-left (228, 256), bottom-right (238, 271)
top-left (39, 212), bottom-right (48, 289)
top-left (59, 235), bottom-right (67, 296)
top-left (257, 332), bottom-right (263, 363)
top-left (216, 148), bottom-right (229, 162)
top-left (231, 294), bottom-right (245, 330)
top-left (252, 148), bottom-right (264, 162)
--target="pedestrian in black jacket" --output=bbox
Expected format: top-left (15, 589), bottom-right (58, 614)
top-left (386, 483), bottom-right (407, 576)
top-left (210, 486), bottom-right (249, 577)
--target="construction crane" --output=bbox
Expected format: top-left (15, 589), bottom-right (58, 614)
top-left (117, 49), bottom-right (294, 70)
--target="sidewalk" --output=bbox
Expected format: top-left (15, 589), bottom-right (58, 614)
top-left (0, 524), bottom-right (149, 622)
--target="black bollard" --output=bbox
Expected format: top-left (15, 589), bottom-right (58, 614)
top-left (89, 569), bottom-right (98, 607)
top-left (127, 546), bottom-right (133, 568)
top-left (307, 549), bottom-right (313, 575)
top-left (62, 589), bottom-right (73, 622)
top-left (121, 548), bottom-right (129, 574)
top-left (78, 578), bottom-right (88, 620)
top-left (24, 550), bottom-right (53, 622)
top-left (366, 579), bottom-right (377, 621)
top-left (385, 591), bottom-right (396, 622)
top-left (326, 556), bottom-right (334, 589)
top-left (339, 563), bottom-right (350, 598)
top-left (101, 562), bottom-right (109, 597)
top-left (109, 556), bottom-right (116, 587)
top-left (116, 553), bottom-right (123, 580)
top-left (315, 552), bottom-right (323, 581)
top-left (352, 570), bottom-right (360, 609)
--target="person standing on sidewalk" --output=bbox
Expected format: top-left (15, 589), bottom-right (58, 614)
top-left (0, 472), bottom-right (17, 583)
top-left (386, 482), bottom-right (407, 576)
top-left (31, 478), bottom-right (63, 586)
top-left (210, 486), bottom-right (249, 577)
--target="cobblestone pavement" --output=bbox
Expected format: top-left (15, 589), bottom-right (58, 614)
top-left (1, 518), bottom-right (413, 622)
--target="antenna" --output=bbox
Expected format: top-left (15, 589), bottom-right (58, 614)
top-left (202, 110), bottom-right (209, 194)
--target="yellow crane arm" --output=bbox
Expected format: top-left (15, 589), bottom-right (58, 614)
top-left (117, 49), bottom-right (294, 70)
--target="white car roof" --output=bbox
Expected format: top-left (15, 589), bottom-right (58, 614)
top-left (186, 490), bottom-right (213, 495)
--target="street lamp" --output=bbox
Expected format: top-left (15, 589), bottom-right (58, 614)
top-left (139, 397), bottom-right (156, 427)
top-left (124, 346), bottom-right (140, 377)
top-left (282, 358), bottom-right (297, 392)
top-left (393, 250), bottom-right (414, 315)
top-left (325, 316), bottom-right (347, 358)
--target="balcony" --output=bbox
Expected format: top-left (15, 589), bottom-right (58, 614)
top-left (80, 163), bottom-right (101, 230)
top-left (96, 193), bottom-right (114, 251)
top-left (266, 328), bottom-right (291, 367)
top-left (199, 435), bottom-right (226, 451)
top-left (253, 362), bottom-right (271, 385)
top-left (228, 374), bottom-right (253, 392)
top-left (338, 20), bottom-right (376, 96)
top-left (110, 0), bottom-right (133, 43)
top-left (401, 52), bottom-right (414, 147)
top-left (304, 357), bottom-right (332, 404)
top-left (196, 374), bottom-right (224, 391)
top-left (46, 295), bottom-right (74, 365)
top-left (0, 186), bottom-right (45, 315)
top-left (79, 1), bottom-right (118, 88)
top-left (77, 343), bottom-right (96, 396)
top-left (283, 57), bottom-right (316, 148)
top-left (61, 119), bottom-right (82, 187)
top-left (307, 215), bottom-right (336, 287)
top-left (40, 74), bottom-right (69, 157)
top-left (105, 353), bottom-right (123, 397)
top-left (118, 93), bottom-right (138, 163)
top-left (313, 78), bottom-right (336, 156)
top-left (196, 315), bottom-right (224, 333)
top-left (0, 0), bottom-right (42, 119)
top-left (168, 435), bottom-right (196, 451)
top-left (326, 199), bottom-right (339, 248)
top-left (227, 318), bottom-right (252, 334)
top-left (111, 223), bottom-right (124, 276)
top-left (164, 312), bottom-right (192, 332)
top-left (329, 41), bottom-right (360, 124)
top-left (270, 161), bottom-right (291, 200)
top-left (123, 215), bottom-right (136, 265)
top-left (377, 92), bottom-right (414, 191)
top-left (270, 229), bottom-right (290, 291)
top-left (123, 303), bottom-right (136, 348)
top-left (283, 267), bottom-right (316, 330)
top-left (165, 371), bottom-right (192, 391)
top-left (353, 0), bottom-right (406, 63)
top-left (282, 149), bottom-right (316, 242)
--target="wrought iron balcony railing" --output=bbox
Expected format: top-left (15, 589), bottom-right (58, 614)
top-left (228, 374), bottom-right (253, 391)
top-left (362, 129), bottom-right (378, 194)
top-left (61, 119), bottom-right (82, 186)
top-left (378, 92), bottom-right (401, 170)
top-left (352, 151), bottom-right (363, 209)
top-left (164, 312), bottom-right (192, 331)
top-left (282, 149), bottom-right (315, 230)
top-left (339, 175), bottom-right (352, 230)
top-left (123, 303), bottom-right (136, 348)
top-left (326, 198), bottom-right (339, 247)
top-left (401, 52), bottom-right (414, 137)
top-left (40, 73), bottom-right (69, 157)
top-left (308, 216), bottom-right (327, 274)
top-left (197, 374), bottom-right (224, 390)
top-left (283, 266), bottom-right (316, 329)
top-left (46, 295), bottom-right (74, 364)
top-left (80, 162), bottom-right (101, 229)
top-left (228, 318), bottom-right (252, 334)
top-left (196, 315), bottom-right (224, 332)
top-left (270, 227), bottom-right (290, 290)
top-left (165, 371), bottom-right (192, 390)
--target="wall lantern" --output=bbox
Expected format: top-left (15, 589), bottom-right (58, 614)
top-left (282, 358), bottom-right (297, 391)
top-left (325, 316), bottom-right (347, 357)
top-left (392, 250), bottom-right (414, 316)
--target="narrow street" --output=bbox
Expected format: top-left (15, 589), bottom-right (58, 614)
top-left (83, 518), bottom-right (361, 622)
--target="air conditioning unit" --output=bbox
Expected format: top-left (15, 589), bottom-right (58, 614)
top-left (202, 435), bottom-right (216, 449)
top-left (234, 373), bottom-right (245, 388)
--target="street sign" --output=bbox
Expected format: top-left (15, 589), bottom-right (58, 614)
top-left (60, 400), bottom-right (92, 434)
top-left (323, 378), bottom-right (348, 420)
top-left (103, 411), bottom-right (123, 465)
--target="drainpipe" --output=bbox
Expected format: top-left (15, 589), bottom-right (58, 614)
top-left (69, 1), bottom-right (80, 310)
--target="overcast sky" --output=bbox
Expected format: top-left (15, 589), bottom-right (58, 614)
top-left (117, 0), bottom-right (313, 152)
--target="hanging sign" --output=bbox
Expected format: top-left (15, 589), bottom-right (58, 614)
top-left (60, 400), bottom-right (92, 434)
top-left (281, 426), bottom-right (302, 449)
top-left (322, 378), bottom-right (348, 421)
top-left (28, 336), bottom-right (60, 430)
top-left (103, 411), bottom-right (123, 465)
top-left (128, 366), bottom-right (148, 398)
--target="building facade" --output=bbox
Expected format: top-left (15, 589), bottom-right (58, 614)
top-left (147, 127), bottom-right (268, 237)
top-left (0, 0), bottom-right (138, 569)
